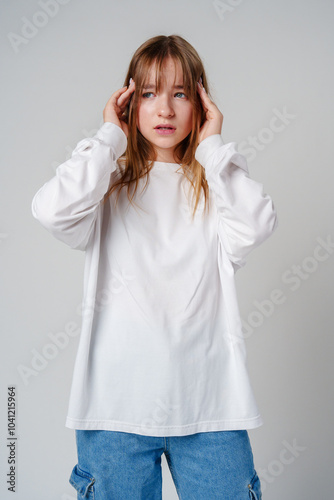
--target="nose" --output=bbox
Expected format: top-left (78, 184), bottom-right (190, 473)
top-left (157, 94), bottom-right (174, 118)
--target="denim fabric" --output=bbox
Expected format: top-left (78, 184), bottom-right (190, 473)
top-left (69, 429), bottom-right (262, 499)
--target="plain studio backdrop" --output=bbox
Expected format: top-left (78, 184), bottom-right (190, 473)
top-left (1, 0), bottom-right (333, 498)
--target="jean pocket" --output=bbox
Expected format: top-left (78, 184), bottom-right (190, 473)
top-left (69, 464), bottom-right (95, 499)
top-left (247, 470), bottom-right (262, 500)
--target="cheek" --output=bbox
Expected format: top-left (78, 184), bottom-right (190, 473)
top-left (137, 103), bottom-right (151, 131)
top-left (185, 106), bottom-right (194, 130)
top-left (136, 105), bottom-right (145, 131)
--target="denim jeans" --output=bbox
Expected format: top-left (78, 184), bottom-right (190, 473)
top-left (69, 429), bottom-right (262, 499)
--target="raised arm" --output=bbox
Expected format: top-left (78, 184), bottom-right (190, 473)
top-left (196, 135), bottom-right (277, 269)
top-left (31, 123), bottom-right (127, 250)
top-left (31, 82), bottom-right (135, 250)
top-left (196, 80), bottom-right (277, 269)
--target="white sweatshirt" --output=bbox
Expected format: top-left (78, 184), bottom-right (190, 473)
top-left (32, 122), bottom-right (277, 437)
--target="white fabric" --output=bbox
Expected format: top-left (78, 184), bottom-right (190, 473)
top-left (32, 122), bottom-right (277, 437)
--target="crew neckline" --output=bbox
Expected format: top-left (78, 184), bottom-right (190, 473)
top-left (150, 161), bottom-right (183, 173)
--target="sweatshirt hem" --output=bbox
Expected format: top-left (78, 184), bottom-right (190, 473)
top-left (65, 415), bottom-right (263, 437)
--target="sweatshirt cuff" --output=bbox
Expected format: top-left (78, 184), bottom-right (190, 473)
top-left (94, 122), bottom-right (128, 159)
top-left (195, 134), bottom-right (225, 167)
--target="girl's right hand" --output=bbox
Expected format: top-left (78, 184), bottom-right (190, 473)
top-left (103, 80), bottom-right (135, 137)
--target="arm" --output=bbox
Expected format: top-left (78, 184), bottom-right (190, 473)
top-left (195, 134), bottom-right (278, 269)
top-left (31, 123), bottom-right (127, 250)
top-left (196, 79), bottom-right (278, 269)
top-left (32, 81), bottom-right (136, 251)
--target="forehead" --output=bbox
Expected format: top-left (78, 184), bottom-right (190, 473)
top-left (145, 57), bottom-right (184, 84)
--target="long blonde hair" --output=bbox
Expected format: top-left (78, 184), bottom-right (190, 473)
top-left (104, 35), bottom-right (211, 219)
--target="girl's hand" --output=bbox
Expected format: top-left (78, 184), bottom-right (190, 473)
top-left (197, 80), bottom-right (224, 143)
top-left (103, 80), bottom-right (136, 137)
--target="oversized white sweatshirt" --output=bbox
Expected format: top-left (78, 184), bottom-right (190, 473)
top-left (32, 122), bottom-right (277, 437)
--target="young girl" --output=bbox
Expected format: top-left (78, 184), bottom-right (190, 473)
top-left (32, 34), bottom-right (277, 499)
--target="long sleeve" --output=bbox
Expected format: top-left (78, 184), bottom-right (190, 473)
top-left (195, 134), bottom-right (278, 270)
top-left (31, 122), bottom-right (127, 251)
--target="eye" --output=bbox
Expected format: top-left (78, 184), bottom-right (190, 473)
top-left (175, 92), bottom-right (187, 98)
top-left (142, 92), bottom-right (154, 98)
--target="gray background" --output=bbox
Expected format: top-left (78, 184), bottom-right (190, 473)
top-left (1, 0), bottom-right (333, 498)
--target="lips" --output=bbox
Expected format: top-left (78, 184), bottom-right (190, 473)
top-left (154, 124), bottom-right (176, 130)
top-left (154, 124), bottom-right (176, 136)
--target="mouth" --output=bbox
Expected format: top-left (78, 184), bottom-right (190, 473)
top-left (155, 125), bottom-right (176, 130)
top-left (154, 124), bottom-right (176, 135)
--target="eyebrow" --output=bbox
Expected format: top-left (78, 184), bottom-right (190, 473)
top-left (143, 84), bottom-right (185, 90)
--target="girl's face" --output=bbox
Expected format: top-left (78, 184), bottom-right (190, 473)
top-left (136, 57), bottom-right (193, 163)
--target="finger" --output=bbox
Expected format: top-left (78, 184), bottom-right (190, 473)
top-left (118, 86), bottom-right (135, 109)
top-left (104, 87), bottom-right (127, 111)
top-left (197, 81), bottom-right (214, 105)
top-left (198, 84), bottom-right (221, 118)
top-left (197, 82), bottom-right (212, 108)
top-left (197, 80), bottom-right (206, 92)
top-left (112, 86), bottom-right (128, 100)
top-left (197, 80), bottom-right (209, 96)
top-left (116, 82), bottom-right (136, 110)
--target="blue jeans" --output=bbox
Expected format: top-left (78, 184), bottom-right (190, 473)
top-left (69, 429), bottom-right (262, 499)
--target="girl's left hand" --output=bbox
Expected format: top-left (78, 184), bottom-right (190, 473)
top-left (197, 80), bottom-right (224, 144)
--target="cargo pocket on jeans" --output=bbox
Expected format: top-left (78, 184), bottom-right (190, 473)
top-left (69, 464), bottom-right (95, 499)
top-left (247, 470), bottom-right (262, 500)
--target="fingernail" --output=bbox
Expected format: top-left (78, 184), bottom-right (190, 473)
top-left (198, 82), bottom-right (206, 93)
top-left (197, 78), bottom-right (205, 93)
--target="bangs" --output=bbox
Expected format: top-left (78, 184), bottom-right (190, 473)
top-left (131, 50), bottom-right (200, 105)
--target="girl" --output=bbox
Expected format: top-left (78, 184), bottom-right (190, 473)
top-left (32, 34), bottom-right (277, 499)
